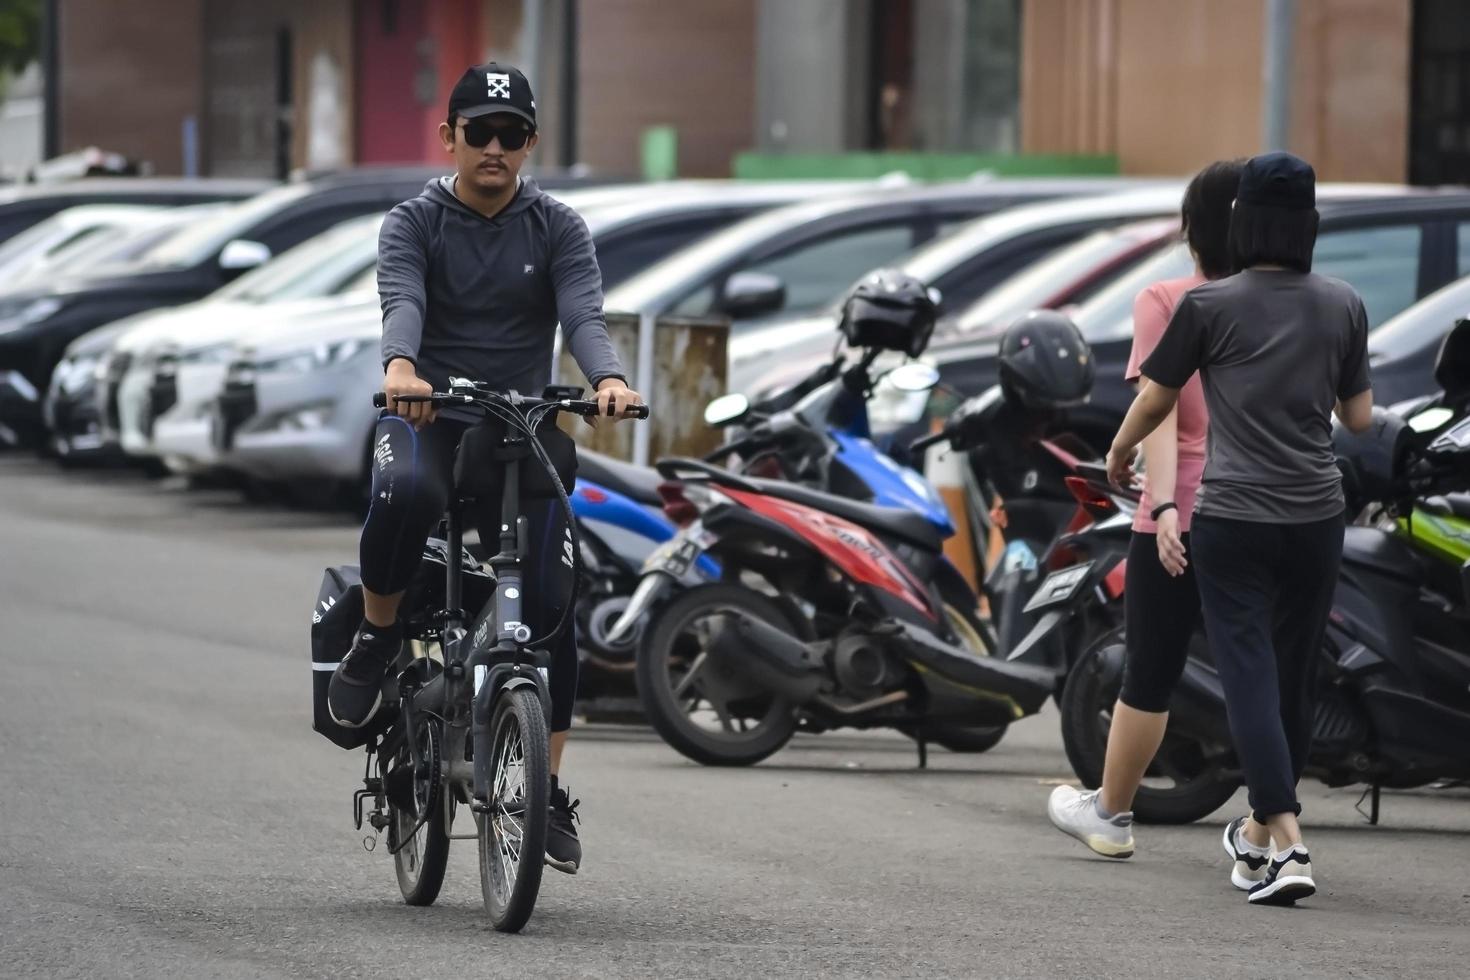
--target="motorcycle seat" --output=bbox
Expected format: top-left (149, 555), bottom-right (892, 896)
top-left (1421, 494), bottom-right (1470, 521)
top-left (738, 475), bottom-right (946, 552)
top-left (1341, 526), bottom-right (1420, 581)
top-left (577, 450), bottom-right (663, 507)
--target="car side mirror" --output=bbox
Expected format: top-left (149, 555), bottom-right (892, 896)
top-left (704, 393), bottom-right (751, 427)
top-left (218, 239), bottom-right (272, 277)
top-left (720, 271), bottom-right (786, 320)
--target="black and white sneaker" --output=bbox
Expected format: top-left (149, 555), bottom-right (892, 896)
top-left (545, 780), bottom-right (582, 875)
top-left (327, 624), bottom-right (401, 729)
top-left (1222, 815), bottom-right (1273, 891)
top-left (1248, 845), bottom-right (1316, 906)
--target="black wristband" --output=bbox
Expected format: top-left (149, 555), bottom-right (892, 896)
top-left (1150, 501), bottom-right (1178, 521)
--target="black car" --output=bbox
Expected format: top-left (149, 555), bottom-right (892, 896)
top-left (921, 191), bottom-right (1470, 453)
top-left (1364, 274), bottom-right (1470, 406)
top-left (0, 177), bottom-right (272, 246)
top-left (0, 168), bottom-right (449, 442)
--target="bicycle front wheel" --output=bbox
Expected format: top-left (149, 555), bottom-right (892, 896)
top-left (477, 686), bottom-right (550, 933)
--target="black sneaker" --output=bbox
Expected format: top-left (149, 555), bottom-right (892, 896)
top-left (546, 780), bottom-right (582, 875)
top-left (327, 624), bottom-right (401, 729)
top-left (1248, 845), bottom-right (1316, 906)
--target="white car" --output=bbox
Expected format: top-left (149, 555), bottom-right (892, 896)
top-left (108, 214), bottom-right (385, 469)
top-left (218, 297), bottom-right (382, 504)
top-left (0, 204), bottom-right (169, 292)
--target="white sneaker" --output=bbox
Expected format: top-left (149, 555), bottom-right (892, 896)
top-left (1221, 815), bottom-right (1273, 890)
top-left (1047, 785), bottom-right (1134, 859)
top-left (1248, 845), bottom-right (1316, 906)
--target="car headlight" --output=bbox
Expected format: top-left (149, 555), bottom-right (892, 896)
top-left (256, 337), bottom-right (369, 375)
top-left (55, 353), bottom-right (102, 394)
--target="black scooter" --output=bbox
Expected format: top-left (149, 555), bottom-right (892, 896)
top-left (1054, 326), bottom-right (1470, 825)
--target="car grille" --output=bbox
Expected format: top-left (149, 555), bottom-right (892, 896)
top-left (102, 352), bottom-right (133, 431)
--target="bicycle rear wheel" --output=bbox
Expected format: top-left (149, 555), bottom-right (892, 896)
top-left (388, 723), bottom-right (450, 906)
top-left (477, 687), bottom-right (550, 933)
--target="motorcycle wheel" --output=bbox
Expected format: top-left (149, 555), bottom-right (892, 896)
top-left (925, 583), bottom-right (1008, 754)
top-left (1060, 629), bottom-right (1239, 825)
top-left (636, 584), bottom-right (801, 766)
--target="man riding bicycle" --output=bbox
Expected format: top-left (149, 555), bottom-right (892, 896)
top-left (327, 62), bottom-right (643, 876)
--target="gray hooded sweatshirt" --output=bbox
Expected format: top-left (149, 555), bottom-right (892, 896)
top-left (378, 177), bottom-right (624, 416)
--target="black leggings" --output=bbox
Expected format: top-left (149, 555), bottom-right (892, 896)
top-left (1191, 513), bottom-right (1345, 822)
top-left (1120, 531), bottom-right (1202, 713)
top-left (359, 413), bottom-right (579, 732)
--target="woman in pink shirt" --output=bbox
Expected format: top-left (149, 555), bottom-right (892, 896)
top-left (1049, 159), bottom-right (1243, 856)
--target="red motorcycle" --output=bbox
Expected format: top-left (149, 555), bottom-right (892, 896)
top-left (622, 455), bottom-right (1061, 766)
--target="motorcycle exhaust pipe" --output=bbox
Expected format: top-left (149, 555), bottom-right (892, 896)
top-left (890, 622), bottom-right (1056, 717)
top-left (705, 611), bottom-right (824, 703)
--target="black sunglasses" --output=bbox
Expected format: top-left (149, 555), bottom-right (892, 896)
top-left (458, 119), bottom-right (532, 151)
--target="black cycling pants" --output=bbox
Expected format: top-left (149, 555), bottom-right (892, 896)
top-left (1119, 531), bottom-right (1201, 713)
top-left (359, 413), bottom-right (579, 732)
top-left (1191, 513), bottom-right (1345, 822)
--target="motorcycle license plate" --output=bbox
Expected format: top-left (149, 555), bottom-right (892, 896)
top-left (642, 525), bottom-right (709, 577)
top-left (1023, 562), bottom-right (1095, 614)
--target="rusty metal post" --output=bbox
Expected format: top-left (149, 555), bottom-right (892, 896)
top-left (634, 311), bottom-right (656, 466)
top-left (557, 313), bottom-right (729, 463)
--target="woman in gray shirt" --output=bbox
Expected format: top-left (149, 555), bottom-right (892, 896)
top-left (1106, 152), bottom-right (1373, 907)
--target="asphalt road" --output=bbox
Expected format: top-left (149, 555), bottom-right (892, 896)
top-left (2, 455), bottom-right (1469, 980)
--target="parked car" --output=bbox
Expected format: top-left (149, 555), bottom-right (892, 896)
top-left (727, 188), bottom-right (1188, 394)
top-left (0, 205), bottom-right (176, 290)
top-left (918, 189), bottom-right (1470, 452)
top-left (47, 213), bottom-right (385, 462)
top-left (115, 183), bottom-right (837, 484)
top-left (1365, 273), bottom-right (1470, 405)
top-left (0, 168), bottom-right (454, 444)
top-left (0, 176), bottom-right (271, 246)
top-left (602, 178), bottom-right (1170, 329)
top-left (941, 218), bottom-right (1178, 338)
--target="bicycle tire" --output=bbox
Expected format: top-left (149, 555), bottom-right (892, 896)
top-left (478, 686), bottom-right (550, 932)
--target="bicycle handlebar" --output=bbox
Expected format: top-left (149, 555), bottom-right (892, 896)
top-left (373, 390), bottom-right (650, 420)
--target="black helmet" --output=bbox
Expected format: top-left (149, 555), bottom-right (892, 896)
top-left (1334, 406), bottom-right (1410, 512)
top-left (838, 269), bottom-right (940, 357)
top-left (998, 310), bottom-right (1094, 410)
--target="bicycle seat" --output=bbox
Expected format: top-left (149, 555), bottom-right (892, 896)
top-left (577, 450), bottom-right (663, 507)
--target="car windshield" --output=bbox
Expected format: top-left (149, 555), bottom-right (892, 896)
top-left (1367, 274), bottom-right (1470, 361)
top-left (1070, 242), bottom-right (1196, 344)
top-left (604, 195), bottom-right (878, 314)
top-left (951, 222), bottom-right (1174, 337)
top-left (211, 214), bottom-right (383, 304)
top-left (134, 184), bottom-right (311, 270)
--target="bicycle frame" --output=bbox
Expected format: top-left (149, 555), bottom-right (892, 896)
top-left (392, 431), bottom-right (555, 815)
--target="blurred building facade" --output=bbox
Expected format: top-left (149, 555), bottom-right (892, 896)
top-left (39, 0), bottom-right (1470, 184)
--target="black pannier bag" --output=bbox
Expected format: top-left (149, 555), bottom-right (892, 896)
top-left (310, 565), bottom-right (395, 749)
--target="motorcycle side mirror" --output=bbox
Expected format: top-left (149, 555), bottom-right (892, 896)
top-left (887, 362), bottom-right (941, 393)
top-left (704, 393), bottom-right (751, 427)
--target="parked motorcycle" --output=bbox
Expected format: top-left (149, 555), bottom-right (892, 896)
top-left (1056, 319), bottom-right (1470, 824)
top-left (572, 351), bottom-right (956, 713)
